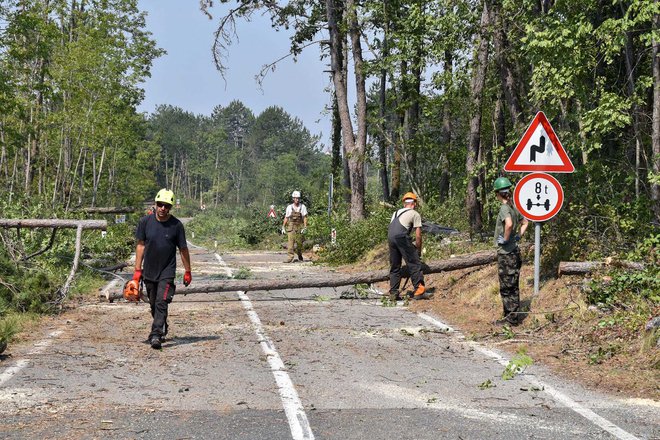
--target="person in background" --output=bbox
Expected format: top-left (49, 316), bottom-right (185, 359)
top-left (133, 188), bottom-right (192, 349)
top-left (493, 177), bottom-right (528, 326)
top-left (282, 190), bottom-right (308, 263)
top-left (388, 192), bottom-right (430, 302)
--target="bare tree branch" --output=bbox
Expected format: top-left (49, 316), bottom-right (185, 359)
top-left (255, 39), bottom-right (324, 88)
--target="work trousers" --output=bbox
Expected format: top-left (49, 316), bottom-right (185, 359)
top-left (497, 248), bottom-right (522, 322)
top-left (388, 235), bottom-right (424, 294)
top-left (287, 224), bottom-right (304, 259)
top-left (144, 279), bottom-right (175, 339)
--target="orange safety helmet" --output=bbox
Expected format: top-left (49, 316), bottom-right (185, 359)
top-left (123, 279), bottom-right (141, 302)
top-left (401, 192), bottom-right (418, 203)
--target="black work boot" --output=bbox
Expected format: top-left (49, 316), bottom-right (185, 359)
top-left (150, 337), bottom-right (162, 349)
top-left (297, 253), bottom-right (303, 262)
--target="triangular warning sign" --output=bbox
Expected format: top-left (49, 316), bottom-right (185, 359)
top-left (504, 112), bottom-right (574, 173)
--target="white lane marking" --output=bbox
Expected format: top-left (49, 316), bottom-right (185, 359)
top-left (0, 330), bottom-right (64, 387)
top-left (215, 254), bottom-right (315, 440)
top-left (418, 312), bottom-right (457, 334)
top-left (417, 313), bottom-right (640, 440)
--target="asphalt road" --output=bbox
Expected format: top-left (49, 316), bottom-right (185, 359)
top-left (0, 244), bottom-right (658, 439)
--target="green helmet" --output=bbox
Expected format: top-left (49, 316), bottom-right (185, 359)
top-left (493, 177), bottom-right (513, 192)
top-left (155, 188), bottom-right (175, 205)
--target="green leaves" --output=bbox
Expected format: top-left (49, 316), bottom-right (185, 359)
top-left (502, 348), bottom-right (533, 380)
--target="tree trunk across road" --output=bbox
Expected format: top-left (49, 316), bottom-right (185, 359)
top-left (107, 249), bottom-right (499, 301)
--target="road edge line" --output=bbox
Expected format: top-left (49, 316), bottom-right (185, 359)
top-left (0, 330), bottom-right (64, 388)
top-left (417, 313), bottom-right (640, 440)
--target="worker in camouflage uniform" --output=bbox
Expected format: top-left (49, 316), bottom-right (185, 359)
top-left (493, 177), bottom-right (528, 326)
top-left (282, 190), bottom-right (308, 263)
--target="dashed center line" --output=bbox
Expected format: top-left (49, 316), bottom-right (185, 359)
top-left (215, 253), bottom-right (315, 440)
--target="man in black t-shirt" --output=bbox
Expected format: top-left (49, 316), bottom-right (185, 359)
top-left (133, 189), bottom-right (192, 349)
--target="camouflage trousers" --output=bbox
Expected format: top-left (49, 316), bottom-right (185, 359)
top-left (497, 248), bottom-right (522, 322)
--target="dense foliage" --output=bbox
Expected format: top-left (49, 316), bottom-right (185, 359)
top-left (145, 103), bottom-right (332, 210)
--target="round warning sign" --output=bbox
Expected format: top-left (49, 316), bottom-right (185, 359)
top-left (513, 173), bottom-right (564, 222)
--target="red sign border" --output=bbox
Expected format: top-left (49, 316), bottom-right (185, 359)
top-left (504, 112), bottom-right (575, 173)
top-left (514, 173), bottom-right (564, 222)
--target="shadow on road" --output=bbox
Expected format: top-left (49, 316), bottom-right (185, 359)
top-left (163, 335), bottom-right (221, 347)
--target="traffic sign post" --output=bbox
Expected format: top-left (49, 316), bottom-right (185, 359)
top-left (513, 173), bottom-right (564, 296)
top-left (505, 112), bottom-right (574, 296)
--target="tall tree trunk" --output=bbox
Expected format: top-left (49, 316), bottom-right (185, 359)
top-left (652, 0), bottom-right (660, 222)
top-left (214, 141), bottom-right (220, 207)
top-left (378, 0), bottom-right (390, 202)
top-left (66, 145), bottom-right (85, 211)
top-left (491, 0), bottom-right (520, 131)
top-left (25, 107), bottom-right (34, 194)
top-left (0, 123), bottom-right (6, 180)
top-left (52, 142), bottom-right (63, 207)
top-left (438, 51), bottom-right (452, 203)
top-left (9, 149), bottom-right (18, 204)
top-left (466, 0), bottom-right (490, 236)
top-left (92, 145), bottom-right (106, 207)
top-left (331, 93), bottom-right (343, 199)
top-left (326, 0), bottom-right (366, 221)
top-left (170, 152), bottom-right (176, 192)
top-left (390, 129), bottom-right (401, 201)
top-left (346, 0), bottom-right (367, 220)
top-left (622, 7), bottom-right (642, 200)
top-left (405, 51), bottom-right (422, 190)
top-left (78, 148), bottom-right (87, 206)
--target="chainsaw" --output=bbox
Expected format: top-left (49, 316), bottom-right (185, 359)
top-left (123, 278), bottom-right (147, 303)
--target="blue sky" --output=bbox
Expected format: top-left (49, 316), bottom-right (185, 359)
top-left (136, 1), bottom-right (332, 147)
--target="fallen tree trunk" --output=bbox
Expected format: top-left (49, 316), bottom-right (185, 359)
top-left (77, 207), bottom-right (137, 214)
top-left (107, 249), bottom-right (499, 301)
top-left (558, 260), bottom-right (645, 276)
top-left (0, 219), bottom-right (107, 230)
top-left (98, 262), bottom-right (129, 272)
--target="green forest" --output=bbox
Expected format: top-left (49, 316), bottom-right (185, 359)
top-left (0, 0), bottom-right (658, 343)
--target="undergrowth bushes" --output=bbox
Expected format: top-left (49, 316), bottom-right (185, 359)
top-left (588, 234), bottom-right (660, 307)
top-left (308, 209), bottom-right (390, 265)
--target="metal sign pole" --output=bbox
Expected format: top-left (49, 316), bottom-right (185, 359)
top-left (328, 174), bottom-right (333, 218)
top-left (534, 222), bottom-right (541, 296)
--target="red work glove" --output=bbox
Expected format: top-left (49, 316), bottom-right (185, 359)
top-left (183, 271), bottom-right (192, 287)
top-left (132, 270), bottom-right (142, 282)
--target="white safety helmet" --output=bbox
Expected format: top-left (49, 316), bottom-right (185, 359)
top-left (291, 191), bottom-right (301, 198)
